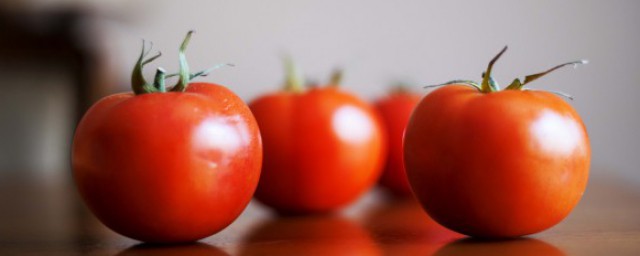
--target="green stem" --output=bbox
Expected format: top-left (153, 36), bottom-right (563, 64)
top-left (131, 40), bottom-right (161, 95)
top-left (329, 69), bottom-right (343, 87)
top-left (390, 82), bottom-right (412, 94)
top-left (505, 60), bottom-right (588, 90)
top-left (524, 89), bottom-right (574, 100)
top-left (170, 31), bottom-right (194, 92)
top-left (283, 56), bottom-right (304, 92)
top-left (425, 80), bottom-right (481, 91)
top-left (153, 68), bottom-right (167, 92)
top-left (427, 47), bottom-right (586, 100)
top-left (166, 63), bottom-right (235, 79)
top-left (482, 72), bottom-right (500, 91)
top-left (480, 46), bottom-right (507, 93)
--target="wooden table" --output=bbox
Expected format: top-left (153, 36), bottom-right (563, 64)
top-left (1, 172), bottom-right (639, 255)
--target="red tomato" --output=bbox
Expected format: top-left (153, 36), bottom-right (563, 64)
top-left (72, 32), bottom-right (262, 243)
top-left (249, 63), bottom-right (386, 214)
top-left (375, 88), bottom-right (422, 197)
top-left (404, 47), bottom-right (590, 238)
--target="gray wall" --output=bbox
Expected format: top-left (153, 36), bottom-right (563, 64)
top-left (4, 0), bottom-right (640, 184)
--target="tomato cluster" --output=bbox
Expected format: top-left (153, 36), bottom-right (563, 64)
top-left (72, 33), bottom-right (589, 243)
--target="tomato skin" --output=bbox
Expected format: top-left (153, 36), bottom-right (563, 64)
top-left (375, 91), bottom-right (422, 197)
top-left (404, 85), bottom-right (590, 238)
top-left (249, 87), bottom-right (386, 214)
top-left (72, 83), bottom-right (262, 243)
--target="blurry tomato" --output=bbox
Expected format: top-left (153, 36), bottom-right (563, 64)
top-left (250, 61), bottom-right (386, 214)
top-left (404, 47), bottom-right (590, 238)
top-left (374, 87), bottom-right (422, 197)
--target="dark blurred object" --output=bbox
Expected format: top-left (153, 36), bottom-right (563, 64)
top-left (0, 7), bottom-right (111, 175)
top-left (0, 7), bottom-right (104, 121)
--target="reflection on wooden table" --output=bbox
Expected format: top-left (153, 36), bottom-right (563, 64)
top-left (363, 198), bottom-right (463, 255)
top-left (240, 216), bottom-right (379, 255)
top-left (0, 172), bottom-right (639, 255)
top-left (116, 243), bottom-right (229, 256)
top-left (434, 238), bottom-right (564, 256)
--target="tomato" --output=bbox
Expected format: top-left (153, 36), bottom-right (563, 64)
top-left (404, 47), bottom-right (590, 238)
top-left (374, 87), bottom-right (422, 197)
top-left (249, 61), bottom-right (386, 214)
top-left (72, 32), bottom-right (262, 243)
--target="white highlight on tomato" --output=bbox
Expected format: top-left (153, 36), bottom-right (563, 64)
top-left (531, 110), bottom-right (583, 155)
top-left (332, 105), bottom-right (374, 144)
top-left (193, 115), bottom-right (250, 157)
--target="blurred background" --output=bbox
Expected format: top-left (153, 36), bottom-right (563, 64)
top-left (0, 0), bottom-right (638, 185)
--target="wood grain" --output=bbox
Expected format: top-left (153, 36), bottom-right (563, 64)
top-left (1, 172), bottom-right (638, 255)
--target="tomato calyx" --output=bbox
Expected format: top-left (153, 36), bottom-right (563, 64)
top-left (131, 41), bottom-right (163, 95)
top-left (504, 59), bottom-right (588, 91)
top-left (389, 82), bottom-right (413, 94)
top-left (425, 46), bottom-right (588, 99)
top-left (479, 46), bottom-right (508, 92)
top-left (328, 69), bottom-right (343, 87)
top-left (131, 31), bottom-right (233, 95)
top-left (283, 57), bottom-right (305, 93)
top-left (281, 57), bottom-right (345, 93)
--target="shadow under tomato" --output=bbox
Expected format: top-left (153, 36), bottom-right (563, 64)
top-left (115, 242), bottom-right (229, 256)
top-left (434, 237), bottom-right (565, 256)
top-left (362, 197), bottom-right (464, 255)
top-left (239, 215), bottom-right (381, 256)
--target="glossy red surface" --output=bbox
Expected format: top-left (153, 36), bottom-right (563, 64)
top-left (249, 86), bottom-right (386, 214)
top-left (375, 90), bottom-right (422, 197)
top-left (405, 85), bottom-right (590, 238)
top-left (72, 83), bottom-right (262, 243)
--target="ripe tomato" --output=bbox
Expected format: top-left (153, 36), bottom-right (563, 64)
top-left (249, 62), bottom-right (386, 214)
top-left (375, 87), bottom-right (422, 197)
top-left (72, 32), bottom-right (262, 243)
top-left (404, 47), bottom-right (590, 238)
